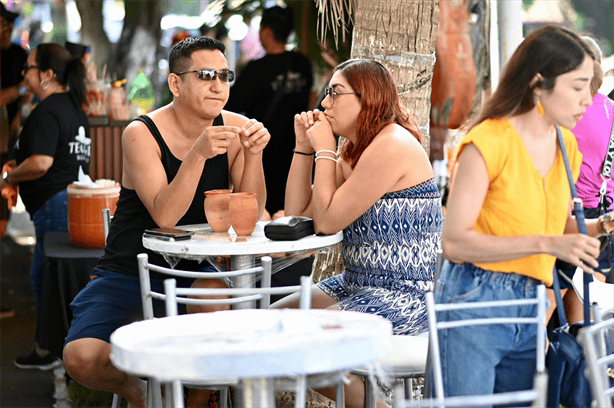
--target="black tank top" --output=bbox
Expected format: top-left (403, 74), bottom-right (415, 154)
top-left (97, 114), bottom-right (229, 278)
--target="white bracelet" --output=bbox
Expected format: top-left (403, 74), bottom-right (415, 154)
top-left (314, 156), bottom-right (337, 163)
top-left (315, 150), bottom-right (337, 158)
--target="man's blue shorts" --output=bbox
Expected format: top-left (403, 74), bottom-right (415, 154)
top-left (64, 266), bottom-right (214, 346)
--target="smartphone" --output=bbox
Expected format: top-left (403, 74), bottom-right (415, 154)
top-left (143, 227), bottom-right (194, 241)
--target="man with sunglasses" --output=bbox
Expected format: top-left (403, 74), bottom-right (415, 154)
top-left (226, 5), bottom-right (313, 219)
top-left (63, 36), bottom-right (270, 408)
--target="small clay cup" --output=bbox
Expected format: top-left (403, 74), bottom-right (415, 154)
top-left (230, 192), bottom-right (258, 236)
top-left (204, 189), bottom-right (232, 233)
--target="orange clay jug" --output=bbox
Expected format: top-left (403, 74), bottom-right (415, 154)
top-left (67, 180), bottom-right (120, 248)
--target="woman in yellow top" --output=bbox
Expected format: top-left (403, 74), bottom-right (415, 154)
top-left (440, 25), bottom-right (612, 399)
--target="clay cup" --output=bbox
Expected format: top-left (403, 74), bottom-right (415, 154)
top-left (204, 189), bottom-right (232, 233)
top-left (230, 192), bottom-right (258, 236)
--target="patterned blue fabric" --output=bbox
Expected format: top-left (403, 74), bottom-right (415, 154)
top-left (318, 178), bottom-right (443, 335)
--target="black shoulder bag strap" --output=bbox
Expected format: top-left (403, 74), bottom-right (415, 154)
top-left (557, 125), bottom-right (593, 326)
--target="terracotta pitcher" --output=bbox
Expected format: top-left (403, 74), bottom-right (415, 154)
top-left (230, 192), bottom-right (258, 236)
top-left (204, 189), bottom-right (232, 233)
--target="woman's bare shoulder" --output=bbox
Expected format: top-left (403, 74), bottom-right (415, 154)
top-left (369, 123), bottom-right (424, 156)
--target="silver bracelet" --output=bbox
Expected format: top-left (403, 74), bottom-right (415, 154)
top-left (314, 156), bottom-right (337, 163)
top-left (315, 150), bottom-right (337, 158)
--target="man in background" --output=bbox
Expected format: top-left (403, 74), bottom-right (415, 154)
top-left (226, 5), bottom-right (313, 219)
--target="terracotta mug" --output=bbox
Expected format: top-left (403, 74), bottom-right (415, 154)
top-left (204, 189), bottom-right (232, 233)
top-left (230, 192), bottom-right (258, 236)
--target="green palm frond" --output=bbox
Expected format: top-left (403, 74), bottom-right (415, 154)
top-left (315, 0), bottom-right (355, 45)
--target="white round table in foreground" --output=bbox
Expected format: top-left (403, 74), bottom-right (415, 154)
top-left (110, 309), bottom-right (392, 407)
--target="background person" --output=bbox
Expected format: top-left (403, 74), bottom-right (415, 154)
top-left (554, 36), bottom-right (614, 324)
top-left (0, 43), bottom-right (90, 370)
top-left (63, 36), bottom-right (269, 408)
top-left (439, 25), bottom-right (609, 399)
top-left (225, 4), bottom-right (313, 219)
top-left (1, 2), bottom-right (28, 240)
top-left (274, 59), bottom-right (443, 408)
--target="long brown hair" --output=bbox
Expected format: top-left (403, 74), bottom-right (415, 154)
top-left (335, 59), bottom-right (421, 169)
top-left (468, 25), bottom-right (595, 130)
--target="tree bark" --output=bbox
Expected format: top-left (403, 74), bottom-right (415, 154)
top-left (75, 0), bottom-right (113, 74)
top-left (351, 0), bottom-right (439, 153)
top-left (107, 1), bottom-right (164, 98)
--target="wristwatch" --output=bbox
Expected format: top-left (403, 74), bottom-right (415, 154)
top-left (18, 86), bottom-right (27, 96)
top-left (2, 171), bottom-right (9, 184)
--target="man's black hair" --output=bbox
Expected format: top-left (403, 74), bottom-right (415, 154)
top-left (169, 36), bottom-right (226, 74)
top-left (260, 5), bottom-right (294, 44)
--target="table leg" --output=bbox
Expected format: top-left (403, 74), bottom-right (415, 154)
top-left (238, 378), bottom-right (275, 408)
top-left (230, 254), bottom-right (256, 309)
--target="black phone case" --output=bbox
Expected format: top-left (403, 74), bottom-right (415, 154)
top-left (264, 216), bottom-right (315, 241)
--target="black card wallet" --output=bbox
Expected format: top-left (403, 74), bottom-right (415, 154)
top-left (264, 216), bottom-right (315, 241)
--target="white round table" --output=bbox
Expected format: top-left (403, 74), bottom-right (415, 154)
top-left (143, 222), bottom-right (343, 308)
top-left (110, 309), bottom-right (392, 407)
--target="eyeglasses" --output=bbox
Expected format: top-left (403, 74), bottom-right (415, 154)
top-left (324, 87), bottom-right (360, 103)
top-left (174, 68), bottom-right (235, 83)
top-left (23, 63), bottom-right (39, 72)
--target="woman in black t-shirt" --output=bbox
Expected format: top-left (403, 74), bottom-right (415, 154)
top-left (0, 43), bottom-right (89, 370)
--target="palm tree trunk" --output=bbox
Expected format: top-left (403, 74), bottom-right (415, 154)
top-left (351, 0), bottom-right (439, 153)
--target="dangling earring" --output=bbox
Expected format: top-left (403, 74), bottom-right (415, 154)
top-left (40, 79), bottom-right (49, 90)
top-left (537, 100), bottom-right (544, 116)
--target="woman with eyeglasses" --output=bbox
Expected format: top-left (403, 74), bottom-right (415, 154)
top-left (274, 59), bottom-right (443, 408)
top-left (0, 43), bottom-right (88, 370)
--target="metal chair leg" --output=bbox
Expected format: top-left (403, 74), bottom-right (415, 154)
top-left (219, 386), bottom-right (228, 408)
top-left (365, 376), bottom-right (377, 408)
top-left (111, 393), bottom-right (122, 408)
top-left (335, 380), bottom-right (345, 408)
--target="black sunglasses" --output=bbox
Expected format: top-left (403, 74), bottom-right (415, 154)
top-left (175, 68), bottom-right (235, 83)
top-left (324, 87), bottom-right (360, 102)
top-left (23, 63), bottom-right (39, 72)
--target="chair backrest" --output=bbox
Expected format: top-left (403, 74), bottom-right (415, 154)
top-left (137, 253), bottom-right (298, 320)
top-left (163, 271), bottom-right (312, 316)
top-left (578, 316), bottom-right (614, 408)
top-left (137, 254), bottom-right (284, 319)
top-left (396, 284), bottom-right (548, 408)
top-left (102, 208), bottom-right (112, 244)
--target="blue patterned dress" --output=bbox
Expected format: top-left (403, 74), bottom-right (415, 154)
top-left (318, 178), bottom-right (443, 335)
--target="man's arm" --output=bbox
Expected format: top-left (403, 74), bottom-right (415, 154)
top-left (223, 111), bottom-right (269, 219)
top-left (121, 117), bottom-right (242, 228)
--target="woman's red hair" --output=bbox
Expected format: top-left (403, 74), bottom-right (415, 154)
top-left (336, 59), bottom-right (421, 169)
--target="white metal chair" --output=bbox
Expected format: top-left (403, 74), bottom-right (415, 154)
top-left (161, 259), bottom-right (312, 408)
top-left (395, 284), bottom-right (549, 408)
top-left (136, 253), bottom-right (286, 408)
top-left (578, 309), bottom-right (614, 408)
top-left (112, 253), bottom-right (281, 408)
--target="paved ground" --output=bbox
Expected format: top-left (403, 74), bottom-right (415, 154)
top-left (1, 208), bottom-right (59, 408)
